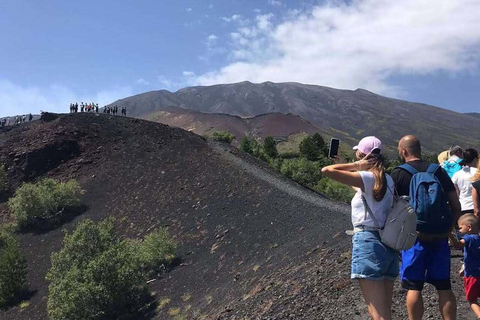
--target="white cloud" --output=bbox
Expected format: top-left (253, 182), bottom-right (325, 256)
top-left (207, 34), bottom-right (218, 43)
top-left (194, 0), bottom-right (480, 96)
top-left (268, 0), bottom-right (282, 6)
top-left (135, 78), bottom-right (150, 85)
top-left (0, 79), bottom-right (132, 117)
top-left (186, 7), bottom-right (192, 12)
top-left (182, 71), bottom-right (196, 77)
top-left (222, 14), bottom-right (241, 23)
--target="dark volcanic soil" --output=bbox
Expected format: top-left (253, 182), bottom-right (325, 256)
top-left (0, 113), bottom-right (471, 319)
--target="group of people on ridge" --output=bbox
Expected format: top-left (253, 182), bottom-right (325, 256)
top-left (0, 114), bottom-right (33, 127)
top-left (68, 103), bottom-right (127, 116)
top-left (322, 135), bottom-right (480, 320)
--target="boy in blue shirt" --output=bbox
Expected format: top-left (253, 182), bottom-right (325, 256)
top-left (450, 214), bottom-right (480, 319)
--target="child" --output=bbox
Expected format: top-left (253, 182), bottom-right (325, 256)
top-left (449, 214), bottom-right (480, 318)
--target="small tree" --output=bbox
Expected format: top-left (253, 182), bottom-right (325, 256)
top-left (240, 136), bottom-right (253, 154)
top-left (8, 179), bottom-right (83, 228)
top-left (212, 131), bottom-right (235, 144)
top-left (137, 229), bottom-right (177, 276)
top-left (263, 136), bottom-right (278, 158)
top-left (311, 133), bottom-right (328, 157)
top-left (299, 135), bottom-right (320, 161)
top-left (280, 158), bottom-right (322, 186)
top-left (0, 230), bottom-right (28, 308)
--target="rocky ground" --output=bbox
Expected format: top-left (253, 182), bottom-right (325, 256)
top-left (0, 113), bottom-right (473, 319)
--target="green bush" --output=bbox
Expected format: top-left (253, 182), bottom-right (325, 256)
top-left (299, 133), bottom-right (328, 161)
top-left (0, 230), bottom-right (28, 308)
top-left (47, 219), bottom-right (144, 320)
top-left (0, 165), bottom-right (7, 194)
top-left (240, 136), bottom-right (253, 154)
top-left (47, 219), bottom-right (177, 320)
top-left (212, 131), bottom-right (235, 144)
top-left (280, 158), bottom-right (322, 186)
top-left (8, 179), bottom-right (83, 228)
top-left (137, 229), bottom-right (176, 275)
top-left (314, 177), bottom-right (355, 203)
top-left (263, 136), bottom-right (278, 158)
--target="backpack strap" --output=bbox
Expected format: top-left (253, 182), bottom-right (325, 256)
top-left (398, 163), bottom-right (418, 176)
top-left (426, 163), bottom-right (440, 174)
top-left (361, 195), bottom-right (382, 229)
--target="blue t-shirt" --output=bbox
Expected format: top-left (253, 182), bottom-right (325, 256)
top-left (463, 234), bottom-right (480, 277)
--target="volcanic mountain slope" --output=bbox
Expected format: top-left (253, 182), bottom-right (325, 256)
top-left (0, 113), bottom-right (470, 320)
top-left (466, 112), bottom-right (480, 119)
top-left (111, 81), bottom-right (480, 153)
top-left (144, 106), bottom-right (323, 143)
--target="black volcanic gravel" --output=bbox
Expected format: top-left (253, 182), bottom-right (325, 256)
top-left (0, 113), bottom-right (472, 319)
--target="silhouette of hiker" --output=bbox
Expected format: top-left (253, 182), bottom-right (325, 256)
top-left (28, 113), bottom-right (33, 121)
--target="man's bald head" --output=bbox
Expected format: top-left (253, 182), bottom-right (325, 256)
top-left (398, 135), bottom-right (422, 160)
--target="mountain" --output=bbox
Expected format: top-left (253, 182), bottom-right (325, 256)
top-left (144, 106), bottom-right (323, 143)
top-left (466, 112), bottom-right (480, 119)
top-left (0, 113), bottom-right (473, 319)
top-left (111, 81), bottom-right (480, 154)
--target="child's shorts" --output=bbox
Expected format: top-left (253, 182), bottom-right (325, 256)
top-left (464, 276), bottom-right (480, 302)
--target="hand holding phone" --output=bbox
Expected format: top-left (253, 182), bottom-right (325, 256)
top-left (328, 138), bottom-right (340, 158)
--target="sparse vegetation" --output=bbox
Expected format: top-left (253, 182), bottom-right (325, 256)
top-left (46, 218), bottom-right (176, 320)
top-left (314, 177), bottom-right (356, 203)
top-left (280, 158), bottom-right (322, 186)
top-left (8, 179), bottom-right (83, 228)
top-left (212, 131), bottom-right (235, 144)
top-left (0, 230), bottom-right (28, 308)
top-left (0, 165), bottom-right (7, 194)
top-left (137, 228), bottom-right (177, 276)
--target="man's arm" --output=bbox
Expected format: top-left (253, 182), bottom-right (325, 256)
top-left (448, 232), bottom-right (465, 250)
top-left (446, 190), bottom-right (462, 226)
top-left (473, 187), bottom-right (479, 217)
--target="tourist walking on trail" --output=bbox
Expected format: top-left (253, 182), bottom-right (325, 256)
top-left (391, 135), bottom-right (461, 320)
top-left (449, 214), bottom-right (480, 319)
top-left (322, 136), bottom-right (397, 320)
top-left (472, 161), bottom-right (480, 217)
top-left (452, 149), bottom-right (478, 215)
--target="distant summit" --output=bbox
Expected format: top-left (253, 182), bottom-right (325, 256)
top-left (110, 81), bottom-right (480, 153)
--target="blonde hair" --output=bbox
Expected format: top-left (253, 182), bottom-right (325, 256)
top-left (472, 158), bottom-right (480, 182)
top-left (458, 214), bottom-right (479, 229)
top-left (356, 150), bottom-right (387, 202)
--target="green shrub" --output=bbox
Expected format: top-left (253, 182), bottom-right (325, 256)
top-left (314, 177), bottom-right (355, 203)
top-left (240, 136), bottom-right (253, 154)
top-left (278, 151), bottom-right (300, 159)
top-left (137, 229), bottom-right (176, 275)
top-left (47, 219), bottom-right (145, 320)
top-left (280, 158), bottom-right (322, 186)
top-left (299, 133), bottom-right (328, 161)
top-left (47, 219), bottom-right (177, 320)
top-left (0, 165), bottom-right (7, 194)
top-left (212, 131), bottom-right (235, 144)
top-left (263, 136), bottom-right (278, 158)
top-left (8, 179), bottom-right (83, 228)
top-left (0, 230), bottom-right (28, 308)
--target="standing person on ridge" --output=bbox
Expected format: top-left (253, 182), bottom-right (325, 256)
top-left (391, 135), bottom-right (461, 320)
top-left (322, 136), bottom-right (397, 320)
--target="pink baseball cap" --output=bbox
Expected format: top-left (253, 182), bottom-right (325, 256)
top-left (353, 136), bottom-right (382, 155)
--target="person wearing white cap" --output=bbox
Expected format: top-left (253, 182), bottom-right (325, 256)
top-left (322, 136), bottom-right (397, 320)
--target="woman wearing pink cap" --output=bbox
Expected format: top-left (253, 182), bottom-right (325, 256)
top-left (322, 136), bottom-right (397, 320)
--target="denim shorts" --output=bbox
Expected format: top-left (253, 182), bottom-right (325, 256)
top-left (351, 230), bottom-right (399, 280)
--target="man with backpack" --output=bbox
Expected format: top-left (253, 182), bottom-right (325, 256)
top-left (391, 135), bottom-right (461, 320)
top-left (443, 146), bottom-right (463, 178)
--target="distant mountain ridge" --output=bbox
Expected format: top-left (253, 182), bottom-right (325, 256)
top-left (466, 112), bottom-right (480, 119)
top-left (111, 81), bottom-right (480, 153)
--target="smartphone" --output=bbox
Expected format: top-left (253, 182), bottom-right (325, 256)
top-left (328, 138), bottom-right (340, 158)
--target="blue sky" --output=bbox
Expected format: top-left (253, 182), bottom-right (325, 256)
top-left (1, 0), bottom-right (480, 117)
